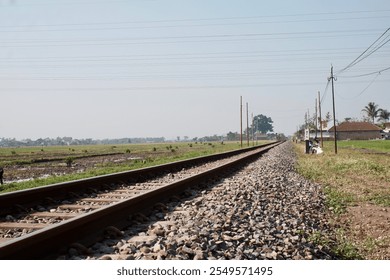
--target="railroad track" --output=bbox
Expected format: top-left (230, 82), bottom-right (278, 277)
top-left (0, 141), bottom-right (281, 259)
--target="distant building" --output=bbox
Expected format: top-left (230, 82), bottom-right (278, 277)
top-left (328, 122), bottom-right (382, 140)
top-left (383, 122), bottom-right (390, 133)
top-left (382, 123), bottom-right (390, 140)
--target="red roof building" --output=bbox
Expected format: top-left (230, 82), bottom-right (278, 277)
top-left (328, 122), bottom-right (382, 140)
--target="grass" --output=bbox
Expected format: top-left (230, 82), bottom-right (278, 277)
top-left (294, 140), bottom-right (390, 259)
top-left (0, 144), bottom-right (122, 166)
top-left (336, 140), bottom-right (390, 153)
top-left (332, 229), bottom-right (363, 260)
top-left (0, 141), bottom-right (270, 194)
top-left (295, 140), bottom-right (390, 208)
top-left (323, 187), bottom-right (355, 215)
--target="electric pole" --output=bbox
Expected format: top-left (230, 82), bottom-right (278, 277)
top-left (328, 65), bottom-right (338, 154)
top-left (240, 96), bottom-right (243, 148)
top-left (251, 113), bottom-right (254, 146)
top-left (315, 98), bottom-right (318, 139)
top-left (318, 91), bottom-right (323, 148)
top-left (246, 102), bottom-right (249, 146)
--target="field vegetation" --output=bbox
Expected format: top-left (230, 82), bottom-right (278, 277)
top-left (0, 141), bottom-right (269, 194)
top-left (294, 140), bottom-right (390, 259)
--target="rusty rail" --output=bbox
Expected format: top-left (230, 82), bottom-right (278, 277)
top-left (0, 141), bottom-right (281, 259)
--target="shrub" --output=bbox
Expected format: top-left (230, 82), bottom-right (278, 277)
top-left (65, 157), bottom-right (74, 167)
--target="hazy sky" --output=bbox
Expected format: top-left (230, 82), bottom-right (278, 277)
top-left (1, 0), bottom-right (389, 140)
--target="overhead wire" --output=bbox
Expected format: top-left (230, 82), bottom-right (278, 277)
top-left (3, 47), bottom-right (386, 62)
top-left (328, 27), bottom-right (390, 102)
top-left (337, 73), bottom-right (381, 100)
top-left (338, 66), bottom-right (390, 78)
top-left (1, 29), bottom-right (382, 45)
top-left (320, 80), bottom-right (331, 105)
top-left (1, 79), bottom-right (389, 92)
top-left (336, 28), bottom-right (390, 74)
top-left (1, 8), bottom-right (389, 27)
top-left (1, 7), bottom-right (388, 100)
top-left (0, 16), bottom-right (389, 33)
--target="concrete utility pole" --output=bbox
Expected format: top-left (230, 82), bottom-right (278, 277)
top-left (328, 65), bottom-right (338, 154)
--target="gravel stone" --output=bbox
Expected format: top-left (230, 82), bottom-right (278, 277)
top-left (59, 142), bottom-right (336, 260)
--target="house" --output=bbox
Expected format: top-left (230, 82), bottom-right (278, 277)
top-left (382, 123), bottom-right (390, 139)
top-left (383, 122), bottom-right (390, 133)
top-left (328, 122), bottom-right (382, 140)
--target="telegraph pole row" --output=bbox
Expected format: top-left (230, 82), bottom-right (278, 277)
top-left (239, 97), bottom-right (253, 147)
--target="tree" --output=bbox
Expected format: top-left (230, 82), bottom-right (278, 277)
top-left (252, 114), bottom-right (274, 134)
top-left (226, 131), bottom-right (239, 141)
top-left (378, 109), bottom-right (390, 123)
top-left (362, 102), bottom-right (380, 123)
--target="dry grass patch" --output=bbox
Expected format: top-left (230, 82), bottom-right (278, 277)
top-left (294, 141), bottom-right (390, 259)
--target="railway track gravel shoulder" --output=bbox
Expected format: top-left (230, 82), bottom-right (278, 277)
top-left (60, 141), bottom-right (336, 260)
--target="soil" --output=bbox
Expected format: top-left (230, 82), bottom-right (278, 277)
top-left (3, 145), bottom-right (389, 259)
top-left (340, 203), bottom-right (390, 259)
top-left (1, 153), bottom-right (140, 183)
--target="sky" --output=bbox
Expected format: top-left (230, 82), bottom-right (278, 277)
top-left (0, 0), bottom-right (389, 140)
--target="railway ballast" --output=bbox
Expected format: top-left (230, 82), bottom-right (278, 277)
top-left (61, 141), bottom-right (335, 260)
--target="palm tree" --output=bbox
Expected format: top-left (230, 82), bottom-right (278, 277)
top-left (362, 102), bottom-right (380, 123)
top-left (378, 109), bottom-right (390, 123)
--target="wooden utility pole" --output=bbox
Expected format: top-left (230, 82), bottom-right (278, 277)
top-left (315, 98), bottom-right (318, 139)
top-left (318, 91), bottom-right (324, 148)
top-left (251, 113), bottom-right (254, 146)
top-left (240, 96), bottom-right (243, 147)
top-left (329, 65), bottom-right (338, 154)
top-left (246, 102), bottom-right (249, 146)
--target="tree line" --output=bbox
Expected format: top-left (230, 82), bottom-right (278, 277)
top-left (0, 137), bottom-right (166, 147)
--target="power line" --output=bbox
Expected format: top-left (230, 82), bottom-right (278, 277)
top-left (1, 16), bottom-right (389, 33)
top-left (1, 8), bottom-right (389, 27)
top-left (1, 55), bottom-right (383, 68)
top-left (337, 28), bottom-right (390, 74)
top-left (1, 80), bottom-right (389, 91)
top-left (2, 29), bottom-right (382, 45)
top-left (320, 80), bottom-right (331, 105)
top-left (338, 66), bottom-right (390, 78)
top-left (336, 73), bottom-right (381, 100)
top-left (3, 47), bottom-right (386, 62)
top-left (0, 32), bottom-right (382, 48)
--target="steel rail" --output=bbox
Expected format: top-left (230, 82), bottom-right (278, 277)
top-left (0, 142), bottom-right (277, 211)
top-left (0, 141), bottom-right (281, 259)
